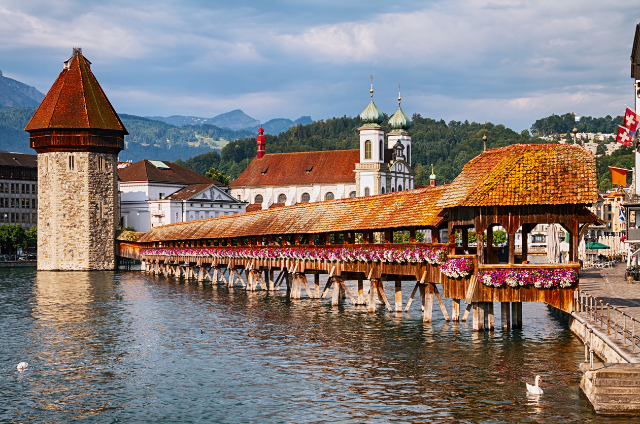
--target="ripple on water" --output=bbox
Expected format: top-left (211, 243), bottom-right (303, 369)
top-left (0, 269), bottom-right (631, 423)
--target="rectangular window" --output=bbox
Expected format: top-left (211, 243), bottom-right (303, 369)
top-left (11, 198), bottom-right (15, 207)
top-left (175, 212), bottom-right (179, 222)
top-left (33, 199), bottom-right (37, 209)
top-left (69, 154), bottom-right (75, 171)
top-left (11, 183), bottom-right (15, 194)
top-left (25, 185), bottom-right (30, 194)
top-left (10, 213), bottom-right (15, 223)
top-left (608, 214), bottom-right (612, 221)
top-left (24, 213), bottom-right (29, 223)
top-left (22, 184), bottom-right (25, 194)
top-left (0, 183), bottom-right (3, 193)
top-left (32, 184), bottom-right (36, 194)
top-left (98, 156), bottom-right (104, 171)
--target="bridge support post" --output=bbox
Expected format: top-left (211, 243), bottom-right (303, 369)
top-left (421, 283), bottom-right (434, 323)
top-left (395, 281), bottom-right (402, 312)
top-left (197, 267), bottom-right (204, 284)
top-left (501, 302), bottom-right (511, 330)
top-left (451, 299), bottom-right (460, 321)
top-left (267, 270), bottom-right (274, 292)
top-left (473, 302), bottom-right (485, 331)
top-left (368, 279), bottom-right (379, 312)
top-left (512, 302), bottom-right (523, 329)
top-left (331, 277), bottom-right (340, 306)
top-left (247, 270), bottom-right (255, 291)
top-left (339, 281), bottom-right (346, 301)
top-left (487, 302), bottom-right (494, 331)
top-left (357, 277), bottom-right (364, 305)
top-left (314, 274), bottom-right (320, 299)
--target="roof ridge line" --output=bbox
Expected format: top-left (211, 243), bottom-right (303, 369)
top-left (76, 55), bottom-right (91, 128)
top-left (44, 70), bottom-right (67, 129)
top-left (81, 55), bottom-right (106, 127)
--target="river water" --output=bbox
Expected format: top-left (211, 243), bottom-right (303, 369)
top-left (0, 268), bottom-right (631, 423)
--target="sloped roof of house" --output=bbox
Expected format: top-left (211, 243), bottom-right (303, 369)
top-left (229, 150), bottom-right (360, 187)
top-left (165, 183), bottom-right (216, 200)
top-left (0, 152), bottom-right (37, 168)
top-left (118, 160), bottom-right (221, 185)
top-left (138, 185), bottom-right (448, 241)
top-left (25, 49), bottom-right (127, 133)
top-left (437, 144), bottom-right (597, 207)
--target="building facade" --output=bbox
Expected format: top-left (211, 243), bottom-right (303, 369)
top-left (119, 160), bottom-right (247, 232)
top-left (25, 48), bottom-right (126, 270)
top-left (0, 152), bottom-right (38, 228)
top-left (230, 88), bottom-right (415, 208)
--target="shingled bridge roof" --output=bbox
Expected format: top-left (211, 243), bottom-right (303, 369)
top-left (138, 144), bottom-right (597, 242)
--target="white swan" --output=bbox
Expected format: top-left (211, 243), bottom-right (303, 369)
top-left (526, 375), bottom-right (543, 395)
top-left (16, 362), bottom-right (28, 371)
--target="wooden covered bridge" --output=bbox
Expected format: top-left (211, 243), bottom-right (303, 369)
top-left (119, 144), bottom-right (602, 330)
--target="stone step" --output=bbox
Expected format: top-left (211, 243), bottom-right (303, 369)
top-left (593, 402), bottom-right (640, 414)
top-left (595, 385), bottom-right (640, 395)
top-left (595, 377), bottom-right (640, 387)
top-left (594, 394), bottom-right (640, 404)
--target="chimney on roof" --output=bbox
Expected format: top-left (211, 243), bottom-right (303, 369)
top-left (256, 126), bottom-right (266, 159)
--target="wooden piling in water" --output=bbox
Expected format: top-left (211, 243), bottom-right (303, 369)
top-left (512, 302), bottom-right (523, 328)
top-left (395, 280), bottom-right (402, 312)
top-left (451, 299), bottom-right (460, 321)
top-left (501, 301), bottom-right (510, 330)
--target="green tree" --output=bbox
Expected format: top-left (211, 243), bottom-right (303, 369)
top-left (0, 224), bottom-right (27, 254)
top-left (492, 230), bottom-right (507, 246)
top-left (205, 167), bottom-right (230, 186)
top-left (26, 226), bottom-right (37, 249)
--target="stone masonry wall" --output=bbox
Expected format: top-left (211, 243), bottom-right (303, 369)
top-left (38, 151), bottom-right (118, 270)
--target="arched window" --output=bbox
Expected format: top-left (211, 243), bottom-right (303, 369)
top-left (407, 145), bottom-right (411, 164)
top-left (398, 185), bottom-right (402, 191)
top-left (379, 140), bottom-right (384, 160)
top-left (364, 140), bottom-right (372, 159)
top-left (391, 188), bottom-right (395, 192)
top-left (324, 192), bottom-right (334, 201)
top-left (381, 187), bottom-right (385, 194)
top-left (278, 193), bottom-right (287, 203)
top-left (254, 194), bottom-right (263, 204)
top-left (349, 191), bottom-right (356, 198)
top-left (364, 187), bottom-right (370, 196)
top-left (301, 192), bottom-right (310, 203)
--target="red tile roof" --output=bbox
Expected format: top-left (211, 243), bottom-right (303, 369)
top-left (229, 150), bottom-right (359, 187)
top-left (165, 184), bottom-right (216, 200)
top-left (245, 204), bottom-right (262, 213)
top-left (118, 160), bottom-right (221, 185)
top-left (438, 144), bottom-right (597, 207)
top-left (138, 186), bottom-right (448, 242)
top-left (25, 50), bottom-right (127, 133)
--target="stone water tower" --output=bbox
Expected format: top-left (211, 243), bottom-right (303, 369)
top-left (25, 48), bottom-right (127, 270)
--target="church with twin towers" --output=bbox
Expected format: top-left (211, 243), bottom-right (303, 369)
top-left (230, 85), bottom-right (424, 210)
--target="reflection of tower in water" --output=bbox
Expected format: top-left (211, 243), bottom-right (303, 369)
top-left (28, 271), bottom-right (128, 414)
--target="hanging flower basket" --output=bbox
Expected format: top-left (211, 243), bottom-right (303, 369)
top-left (439, 258), bottom-right (474, 278)
top-left (478, 268), bottom-right (578, 289)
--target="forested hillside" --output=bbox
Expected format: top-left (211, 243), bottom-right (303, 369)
top-left (530, 113), bottom-right (623, 136)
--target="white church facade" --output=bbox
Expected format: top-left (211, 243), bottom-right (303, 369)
top-left (230, 88), bottom-right (425, 210)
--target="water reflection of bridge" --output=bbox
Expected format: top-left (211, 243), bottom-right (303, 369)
top-left (119, 144), bottom-right (602, 331)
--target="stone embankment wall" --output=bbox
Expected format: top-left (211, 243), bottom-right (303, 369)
top-left (38, 151), bottom-right (118, 270)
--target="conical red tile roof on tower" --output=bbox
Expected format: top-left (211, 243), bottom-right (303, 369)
top-left (25, 48), bottom-right (127, 133)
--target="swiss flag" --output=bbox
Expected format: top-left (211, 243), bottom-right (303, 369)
top-left (625, 107), bottom-right (640, 133)
top-left (617, 125), bottom-right (632, 147)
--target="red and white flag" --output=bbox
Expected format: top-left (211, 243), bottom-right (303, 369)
top-left (624, 107), bottom-right (639, 133)
top-left (617, 125), bottom-right (632, 146)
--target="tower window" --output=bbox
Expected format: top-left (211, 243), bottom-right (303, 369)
top-left (68, 154), bottom-right (75, 171)
top-left (407, 145), bottom-right (411, 164)
top-left (364, 187), bottom-right (370, 196)
top-left (277, 193), bottom-right (287, 203)
top-left (98, 156), bottom-right (104, 171)
top-left (255, 194), bottom-right (264, 204)
top-left (364, 140), bottom-right (372, 159)
top-left (301, 193), bottom-right (310, 203)
top-left (379, 140), bottom-right (383, 160)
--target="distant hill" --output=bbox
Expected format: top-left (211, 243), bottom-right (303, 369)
top-left (0, 71), bottom-right (44, 108)
top-left (147, 110), bottom-right (313, 135)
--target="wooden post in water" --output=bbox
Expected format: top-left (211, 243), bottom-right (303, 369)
top-left (368, 279), bottom-right (378, 312)
top-left (420, 283), bottom-right (434, 323)
top-left (357, 277), bottom-right (364, 305)
top-left (501, 302), bottom-right (511, 330)
top-left (332, 276), bottom-right (341, 306)
top-left (451, 299), bottom-right (460, 321)
top-left (314, 274), bottom-right (320, 299)
top-left (512, 302), bottom-right (523, 328)
top-left (395, 280), bottom-right (402, 312)
top-left (487, 302), bottom-right (494, 331)
top-left (473, 302), bottom-right (485, 331)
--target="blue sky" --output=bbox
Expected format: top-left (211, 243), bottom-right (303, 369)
top-left (1, 0), bottom-right (638, 131)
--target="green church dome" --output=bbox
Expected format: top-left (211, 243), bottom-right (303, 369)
top-left (359, 99), bottom-right (385, 126)
top-left (388, 104), bottom-right (411, 131)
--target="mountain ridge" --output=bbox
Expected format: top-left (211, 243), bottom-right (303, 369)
top-left (0, 70), bottom-right (45, 108)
